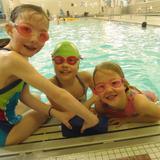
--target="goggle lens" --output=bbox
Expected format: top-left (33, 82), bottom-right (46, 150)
top-left (94, 79), bottom-right (123, 94)
top-left (39, 32), bottom-right (49, 42)
top-left (53, 56), bottom-right (65, 64)
top-left (16, 24), bottom-right (32, 37)
top-left (14, 23), bottom-right (49, 43)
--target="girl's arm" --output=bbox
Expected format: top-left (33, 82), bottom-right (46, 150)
top-left (47, 78), bottom-right (68, 112)
top-left (20, 85), bottom-right (72, 129)
top-left (84, 94), bottom-right (99, 109)
top-left (79, 71), bottom-right (95, 109)
top-left (134, 94), bottom-right (160, 119)
top-left (79, 71), bottom-right (94, 89)
top-left (4, 52), bottom-right (99, 131)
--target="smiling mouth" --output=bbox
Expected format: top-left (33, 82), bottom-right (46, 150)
top-left (60, 70), bottom-right (71, 74)
top-left (105, 94), bottom-right (117, 100)
top-left (24, 45), bottom-right (37, 51)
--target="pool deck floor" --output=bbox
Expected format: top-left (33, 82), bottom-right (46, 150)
top-left (1, 118), bottom-right (160, 160)
top-left (93, 15), bottom-right (160, 27)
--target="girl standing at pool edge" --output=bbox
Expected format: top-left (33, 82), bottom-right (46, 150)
top-left (0, 4), bottom-right (98, 146)
top-left (86, 61), bottom-right (159, 126)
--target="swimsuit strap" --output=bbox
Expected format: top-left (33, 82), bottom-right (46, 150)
top-left (76, 74), bottom-right (87, 102)
top-left (76, 74), bottom-right (87, 96)
top-left (55, 75), bottom-right (86, 93)
top-left (0, 48), bottom-right (11, 51)
top-left (0, 79), bottom-right (23, 94)
top-left (54, 76), bottom-right (62, 87)
top-left (125, 89), bottom-right (138, 117)
top-left (54, 75), bottom-right (87, 102)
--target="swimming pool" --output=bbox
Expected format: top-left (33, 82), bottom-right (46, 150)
top-left (1, 18), bottom-right (160, 100)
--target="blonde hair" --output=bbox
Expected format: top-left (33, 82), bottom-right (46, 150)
top-left (93, 61), bottom-right (130, 90)
top-left (10, 4), bottom-right (49, 22)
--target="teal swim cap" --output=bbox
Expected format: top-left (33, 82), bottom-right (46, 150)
top-left (52, 41), bottom-right (80, 57)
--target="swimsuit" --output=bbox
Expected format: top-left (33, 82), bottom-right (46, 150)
top-left (0, 48), bottom-right (26, 146)
top-left (54, 74), bottom-right (87, 103)
top-left (102, 88), bottom-right (157, 118)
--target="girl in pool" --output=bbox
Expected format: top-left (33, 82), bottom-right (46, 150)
top-left (49, 40), bottom-right (94, 112)
top-left (86, 61), bottom-right (159, 126)
top-left (49, 41), bottom-right (109, 137)
top-left (0, 4), bottom-right (98, 146)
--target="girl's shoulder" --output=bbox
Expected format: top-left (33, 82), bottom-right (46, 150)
top-left (126, 86), bottom-right (142, 108)
top-left (127, 87), bottom-right (151, 114)
top-left (78, 71), bottom-right (92, 82)
top-left (127, 86), bottom-right (142, 95)
top-left (0, 50), bottom-right (22, 69)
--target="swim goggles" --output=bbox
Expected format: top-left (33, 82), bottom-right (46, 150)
top-left (94, 78), bottom-right (123, 94)
top-left (12, 23), bottom-right (49, 43)
top-left (52, 56), bottom-right (81, 65)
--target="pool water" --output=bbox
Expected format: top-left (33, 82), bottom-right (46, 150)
top-left (1, 18), bottom-right (160, 100)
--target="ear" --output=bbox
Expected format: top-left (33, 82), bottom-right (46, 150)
top-left (5, 23), bottom-right (14, 37)
top-left (123, 78), bottom-right (129, 91)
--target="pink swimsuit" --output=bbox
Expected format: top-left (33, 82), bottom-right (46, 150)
top-left (102, 88), bottom-right (157, 118)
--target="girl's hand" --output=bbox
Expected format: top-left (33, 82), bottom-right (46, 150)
top-left (50, 109), bottom-right (73, 129)
top-left (89, 108), bottom-right (97, 115)
top-left (91, 94), bottom-right (100, 102)
top-left (81, 114), bottom-right (99, 133)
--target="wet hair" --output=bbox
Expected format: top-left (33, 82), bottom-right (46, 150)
top-left (0, 38), bottom-right (10, 48)
top-left (93, 61), bottom-right (130, 90)
top-left (10, 4), bottom-right (49, 22)
top-left (0, 4), bottom-right (49, 48)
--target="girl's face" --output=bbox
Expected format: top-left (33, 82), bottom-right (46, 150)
top-left (53, 56), bottom-right (80, 81)
top-left (94, 69), bottom-right (126, 109)
top-left (7, 11), bottom-right (49, 57)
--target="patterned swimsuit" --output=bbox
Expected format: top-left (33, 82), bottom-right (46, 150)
top-left (0, 48), bottom-right (26, 146)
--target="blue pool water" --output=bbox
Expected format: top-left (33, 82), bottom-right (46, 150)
top-left (1, 18), bottom-right (160, 99)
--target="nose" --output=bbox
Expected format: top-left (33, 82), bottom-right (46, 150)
top-left (104, 84), bottom-right (113, 93)
top-left (61, 61), bottom-right (69, 67)
top-left (30, 32), bottom-right (39, 43)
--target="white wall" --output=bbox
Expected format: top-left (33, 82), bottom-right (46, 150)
top-left (3, 0), bottom-right (103, 17)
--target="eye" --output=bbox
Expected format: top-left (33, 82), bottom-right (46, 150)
top-left (39, 32), bottom-right (49, 43)
top-left (111, 80), bottom-right (122, 88)
top-left (67, 57), bottom-right (78, 65)
top-left (95, 83), bottom-right (105, 93)
top-left (17, 24), bottom-right (32, 36)
top-left (53, 56), bottom-right (64, 64)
